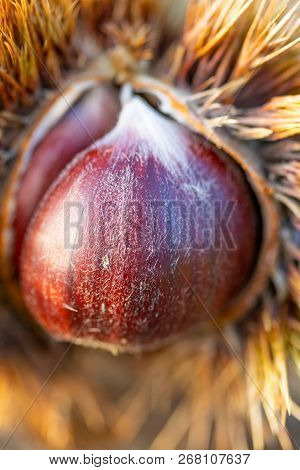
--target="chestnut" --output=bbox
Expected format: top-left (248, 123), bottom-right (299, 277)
top-left (19, 95), bottom-right (259, 351)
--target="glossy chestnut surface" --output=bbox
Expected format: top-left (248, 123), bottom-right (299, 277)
top-left (20, 97), bottom-right (258, 350)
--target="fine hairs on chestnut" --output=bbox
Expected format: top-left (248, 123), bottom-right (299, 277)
top-left (0, 0), bottom-right (299, 450)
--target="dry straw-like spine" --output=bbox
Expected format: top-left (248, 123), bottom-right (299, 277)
top-left (208, 95), bottom-right (300, 141)
top-left (178, 0), bottom-right (300, 99)
top-left (0, 0), bottom-right (77, 108)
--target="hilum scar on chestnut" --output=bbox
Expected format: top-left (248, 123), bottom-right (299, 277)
top-left (11, 91), bottom-right (260, 351)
